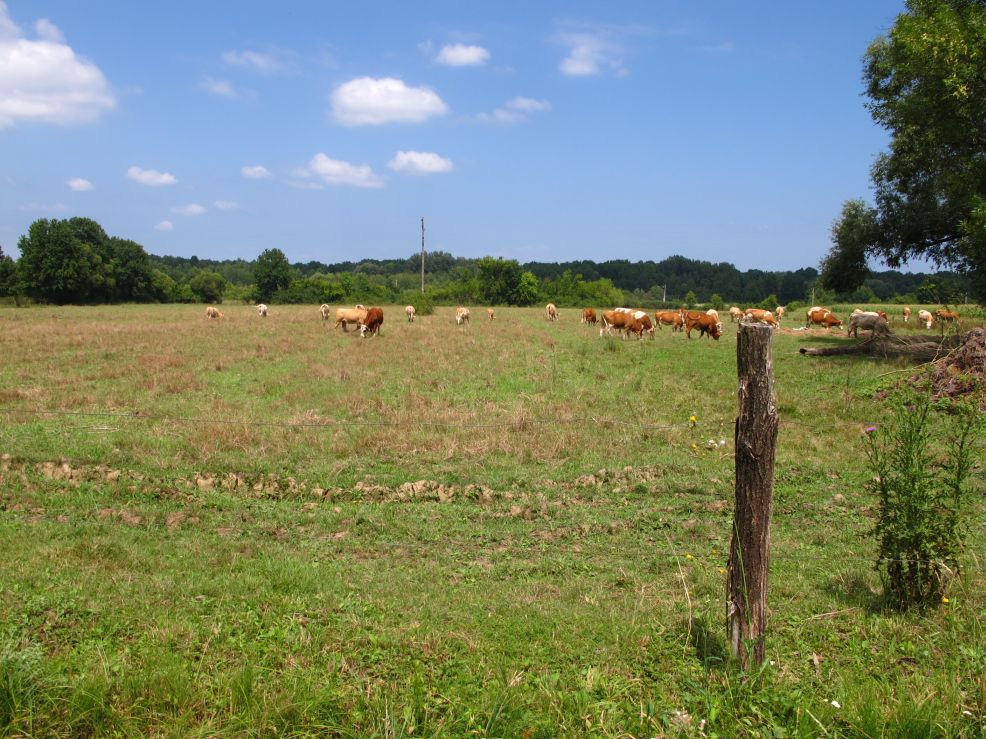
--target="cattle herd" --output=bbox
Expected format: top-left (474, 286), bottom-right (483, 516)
top-left (202, 302), bottom-right (963, 340)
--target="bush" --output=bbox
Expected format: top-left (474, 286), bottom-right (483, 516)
top-left (865, 390), bottom-right (978, 609)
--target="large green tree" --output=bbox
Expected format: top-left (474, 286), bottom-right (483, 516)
top-left (17, 217), bottom-right (114, 304)
top-left (0, 245), bottom-right (17, 298)
top-left (253, 248), bottom-right (294, 302)
top-left (822, 0), bottom-right (986, 302)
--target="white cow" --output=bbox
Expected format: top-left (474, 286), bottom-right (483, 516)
top-left (256, 303), bottom-right (269, 317)
top-left (455, 307), bottom-right (470, 325)
top-left (405, 305), bottom-right (416, 322)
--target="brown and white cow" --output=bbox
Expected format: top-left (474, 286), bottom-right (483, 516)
top-left (776, 306), bottom-right (785, 321)
top-left (455, 307), bottom-right (471, 325)
top-left (917, 309), bottom-right (934, 328)
top-left (728, 306), bottom-right (743, 322)
top-left (205, 306), bottom-right (223, 319)
top-left (546, 303), bottom-right (558, 321)
top-left (255, 303), bottom-right (268, 317)
top-left (581, 307), bottom-right (597, 325)
top-left (685, 313), bottom-right (722, 340)
top-left (599, 310), bottom-right (632, 337)
top-left (335, 307), bottom-right (368, 331)
top-left (405, 305), bottom-right (416, 322)
top-left (935, 308), bottom-right (960, 325)
top-left (744, 308), bottom-right (778, 326)
top-left (706, 308), bottom-right (720, 324)
top-left (806, 307), bottom-right (842, 329)
top-left (654, 310), bottom-right (685, 331)
top-left (359, 307), bottom-right (384, 337)
top-left (319, 304), bottom-right (331, 321)
top-left (625, 314), bottom-right (655, 339)
top-left (902, 306), bottom-right (912, 323)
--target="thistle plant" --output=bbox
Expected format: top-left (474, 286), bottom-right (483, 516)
top-left (865, 390), bottom-right (978, 610)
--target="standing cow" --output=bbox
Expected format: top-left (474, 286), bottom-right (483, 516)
top-left (455, 307), bottom-right (471, 325)
top-left (319, 304), bottom-right (331, 321)
top-left (405, 305), bottom-right (416, 322)
top-left (902, 306), bottom-right (911, 323)
top-left (581, 307), bottom-right (597, 325)
top-left (546, 303), bottom-right (558, 321)
top-left (256, 303), bottom-right (269, 317)
top-left (487, 308), bottom-right (495, 321)
top-left (359, 307), bottom-right (384, 337)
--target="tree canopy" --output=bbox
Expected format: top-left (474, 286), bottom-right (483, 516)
top-left (253, 248), bottom-right (294, 302)
top-left (822, 0), bottom-right (986, 303)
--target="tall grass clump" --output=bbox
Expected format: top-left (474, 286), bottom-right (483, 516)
top-left (865, 389), bottom-right (978, 609)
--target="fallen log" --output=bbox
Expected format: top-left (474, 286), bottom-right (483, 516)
top-left (799, 333), bottom-right (963, 362)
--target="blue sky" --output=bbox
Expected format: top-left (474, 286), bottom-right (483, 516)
top-left (1, 1), bottom-right (906, 271)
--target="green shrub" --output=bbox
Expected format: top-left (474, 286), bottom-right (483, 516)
top-left (865, 390), bottom-right (978, 609)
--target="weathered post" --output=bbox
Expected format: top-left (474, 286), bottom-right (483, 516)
top-left (727, 322), bottom-right (778, 668)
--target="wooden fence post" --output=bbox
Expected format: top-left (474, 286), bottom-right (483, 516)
top-left (727, 322), bottom-right (778, 669)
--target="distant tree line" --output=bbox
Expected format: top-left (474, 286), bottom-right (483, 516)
top-left (0, 216), bottom-right (971, 308)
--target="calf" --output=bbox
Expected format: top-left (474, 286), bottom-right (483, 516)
top-left (359, 307), bottom-right (384, 337)
top-left (581, 307), bottom-right (597, 325)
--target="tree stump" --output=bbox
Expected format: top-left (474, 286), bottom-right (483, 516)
top-left (728, 322), bottom-right (778, 668)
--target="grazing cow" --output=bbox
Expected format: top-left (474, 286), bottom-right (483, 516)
top-left (546, 303), bottom-right (558, 321)
top-left (706, 308), bottom-right (720, 324)
top-left (806, 307), bottom-right (843, 329)
top-left (776, 306), bottom-right (785, 321)
top-left (625, 314), bottom-right (655, 339)
top-left (654, 310), bottom-right (685, 331)
top-left (917, 309), bottom-right (934, 329)
top-left (334, 307), bottom-right (368, 331)
top-left (487, 308), bottom-right (495, 321)
top-left (851, 309), bottom-right (889, 322)
top-left (359, 307), bottom-right (384, 337)
top-left (728, 306), bottom-right (743, 322)
top-left (405, 305), bottom-right (416, 322)
top-left (256, 303), bottom-right (268, 317)
top-left (455, 307), bottom-right (471, 325)
top-left (581, 307), bottom-right (597, 325)
top-left (685, 313), bottom-right (722, 340)
top-left (319, 304), bottom-right (331, 321)
top-left (744, 308), bottom-right (778, 326)
top-left (600, 310), bottom-right (632, 337)
top-left (847, 312), bottom-right (890, 338)
top-left (902, 306), bottom-right (912, 323)
top-left (205, 306), bottom-right (223, 319)
top-left (935, 309), bottom-right (960, 325)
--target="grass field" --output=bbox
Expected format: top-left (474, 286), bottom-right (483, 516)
top-left (0, 303), bottom-right (984, 736)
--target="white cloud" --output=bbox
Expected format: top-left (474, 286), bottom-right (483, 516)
top-left (331, 76), bottom-right (448, 126)
top-left (214, 200), bottom-right (238, 210)
top-left (436, 43), bottom-right (490, 67)
top-left (127, 166), bottom-right (177, 186)
top-left (388, 151), bottom-right (453, 175)
top-left (0, 2), bottom-right (116, 128)
top-left (19, 201), bottom-right (66, 212)
top-left (171, 203), bottom-right (206, 216)
top-left (201, 76), bottom-right (239, 98)
top-left (241, 164), bottom-right (271, 179)
top-left (222, 49), bottom-right (291, 74)
top-left (154, 220), bottom-right (173, 231)
top-left (555, 29), bottom-right (628, 77)
top-left (301, 152), bottom-right (384, 188)
top-left (478, 96), bottom-right (551, 124)
top-left (33, 18), bottom-right (63, 43)
top-left (67, 177), bottom-right (92, 191)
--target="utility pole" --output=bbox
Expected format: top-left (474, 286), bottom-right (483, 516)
top-left (420, 217), bottom-right (426, 294)
top-left (661, 284), bottom-right (667, 303)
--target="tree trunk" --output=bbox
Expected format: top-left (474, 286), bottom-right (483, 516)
top-left (799, 333), bottom-right (962, 362)
top-left (728, 322), bottom-right (778, 669)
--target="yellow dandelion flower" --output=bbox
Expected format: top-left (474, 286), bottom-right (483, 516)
top-left (942, 597), bottom-right (950, 604)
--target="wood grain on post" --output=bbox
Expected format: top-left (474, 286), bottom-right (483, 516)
top-left (728, 322), bottom-right (778, 668)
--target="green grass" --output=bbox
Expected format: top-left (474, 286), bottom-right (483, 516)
top-left (0, 303), bottom-right (983, 736)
